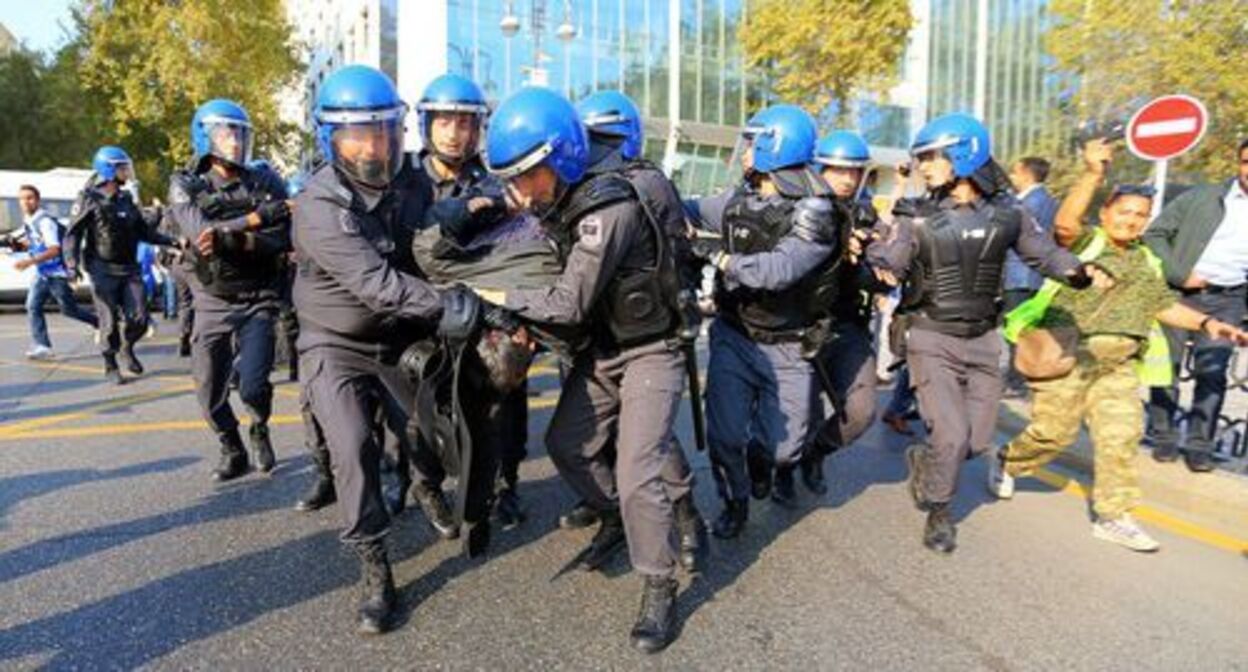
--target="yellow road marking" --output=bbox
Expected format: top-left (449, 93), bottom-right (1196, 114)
top-left (1032, 468), bottom-right (1248, 554)
top-left (0, 383), bottom-right (196, 438)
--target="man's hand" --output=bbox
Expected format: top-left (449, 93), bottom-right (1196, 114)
top-left (467, 196), bottom-right (498, 214)
top-left (14, 258), bottom-right (33, 272)
top-left (1082, 138), bottom-right (1114, 176)
top-left (1204, 318), bottom-right (1248, 346)
top-left (1086, 263), bottom-right (1116, 289)
top-left (847, 228), bottom-right (878, 264)
top-left (195, 228), bottom-right (244, 258)
top-left (1181, 272), bottom-right (1208, 290)
top-left (196, 228), bottom-right (217, 258)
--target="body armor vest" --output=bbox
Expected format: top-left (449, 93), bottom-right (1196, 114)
top-left (900, 194), bottom-right (1021, 337)
top-left (88, 192), bottom-right (141, 266)
top-left (558, 172), bottom-right (680, 349)
top-left (176, 169), bottom-right (288, 298)
top-left (717, 189), bottom-right (840, 338)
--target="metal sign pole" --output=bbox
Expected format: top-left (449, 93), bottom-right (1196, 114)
top-left (1151, 158), bottom-right (1168, 220)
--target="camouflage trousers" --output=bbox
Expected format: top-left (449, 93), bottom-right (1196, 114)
top-left (1004, 335), bottom-right (1144, 520)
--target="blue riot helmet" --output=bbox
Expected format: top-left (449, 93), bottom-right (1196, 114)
top-left (575, 90), bottom-right (643, 161)
top-left (814, 130), bottom-right (871, 169)
top-left (92, 146), bottom-right (133, 183)
top-left (743, 105), bottom-right (818, 173)
top-left (416, 74), bottom-right (488, 165)
top-left (910, 113), bottom-right (991, 178)
top-left (485, 87), bottom-right (589, 186)
top-left (314, 65), bottom-right (408, 188)
top-left (191, 99), bottom-right (253, 169)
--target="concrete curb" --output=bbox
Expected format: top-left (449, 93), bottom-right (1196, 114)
top-left (997, 398), bottom-right (1248, 544)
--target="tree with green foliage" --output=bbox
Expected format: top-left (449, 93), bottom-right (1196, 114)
top-left (738, 0), bottom-right (913, 122)
top-left (1046, 0), bottom-right (1248, 183)
top-left (74, 0), bottom-right (301, 193)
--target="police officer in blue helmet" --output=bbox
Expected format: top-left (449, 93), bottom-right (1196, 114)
top-left (482, 86), bottom-right (687, 653)
top-left (166, 99), bottom-right (293, 482)
top-left (799, 130), bottom-right (889, 494)
top-left (292, 64), bottom-right (476, 635)
top-left (685, 104), bottom-right (841, 538)
top-left (866, 112), bottom-right (1110, 554)
top-left (411, 73), bottom-right (534, 533)
top-left (64, 146), bottom-right (175, 383)
top-left (568, 88), bottom-right (710, 575)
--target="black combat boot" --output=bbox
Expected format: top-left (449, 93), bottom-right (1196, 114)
top-left (103, 354), bottom-right (124, 385)
top-left (559, 499), bottom-right (600, 530)
top-left (354, 540), bottom-right (397, 635)
top-left (673, 494), bottom-right (708, 574)
top-left (211, 428), bottom-right (250, 482)
top-left (249, 423), bottom-right (276, 474)
top-left (771, 465), bottom-right (798, 508)
top-left (579, 508), bottom-right (627, 572)
top-left (800, 448), bottom-right (828, 495)
top-left (711, 498), bottom-right (748, 539)
top-left (178, 335), bottom-right (191, 358)
top-left (923, 502), bottom-right (957, 554)
top-left (747, 442), bottom-right (772, 500)
top-left (119, 344), bottom-right (143, 375)
top-left (296, 443), bottom-right (336, 511)
top-left (492, 485), bottom-right (524, 531)
top-left (630, 575), bottom-right (679, 654)
top-left (412, 483), bottom-right (459, 540)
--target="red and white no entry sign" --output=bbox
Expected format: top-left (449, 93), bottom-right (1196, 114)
top-left (1127, 94), bottom-right (1208, 162)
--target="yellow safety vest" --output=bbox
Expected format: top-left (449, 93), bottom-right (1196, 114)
top-left (1003, 229), bottom-right (1172, 386)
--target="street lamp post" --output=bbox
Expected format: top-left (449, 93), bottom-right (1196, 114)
top-left (501, 0), bottom-right (576, 90)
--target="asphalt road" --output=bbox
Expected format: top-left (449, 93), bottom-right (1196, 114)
top-left (1, 314), bottom-right (1245, 670)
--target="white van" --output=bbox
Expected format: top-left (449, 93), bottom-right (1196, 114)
top-left (0, 168), bottom-right (95, 303)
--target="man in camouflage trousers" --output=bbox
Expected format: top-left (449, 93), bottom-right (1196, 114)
top-left (990, 140), bottom-right (1248, 553)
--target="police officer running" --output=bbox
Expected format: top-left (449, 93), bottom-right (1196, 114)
top-left (293, 65), bottom-right (471, 635)
top-left (802, 130), bottom-right (888, 493)
top-left (166, 100), bottom-right (293, 482)
top-left (866, 113), bottom-right (1110, 554)
top-left (482, 87), bottom-right (688, 653)
top-left (690, 105), bottom-right (840, 539)
top-left (64, 146), bottom-right (174, 384)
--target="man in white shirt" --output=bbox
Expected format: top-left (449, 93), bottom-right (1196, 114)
top-left (9, 185), bottom-right (98, 359)
top-left (1144, 139), bottom-right (1248, 472)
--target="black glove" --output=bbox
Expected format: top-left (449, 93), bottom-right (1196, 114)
top-left (255, 199), bottom-right (291, 227)
top-left (437, 284), bottom-right (482, 342)
top-left (1065, 262), bottom-right (1111, 290)
top-left (482, 302), bottom-right (521, 335)
top-left (689, 237), bottom-right (724, 262)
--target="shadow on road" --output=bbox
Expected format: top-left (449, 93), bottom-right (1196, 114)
top-left (0, 456), bottom-right (200, 533)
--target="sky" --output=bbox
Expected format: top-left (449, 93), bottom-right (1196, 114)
top-left (1, 0), bottom-right (76, 53)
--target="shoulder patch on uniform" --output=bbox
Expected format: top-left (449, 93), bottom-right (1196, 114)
top-left (70, 202), bottom-right (81, 217)
top-left (578, 215), bottom-right (604, 249)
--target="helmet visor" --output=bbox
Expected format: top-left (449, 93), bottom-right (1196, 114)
top-left (726, 131), bottom-right (758, 184)
top-left (112, 161), bottom-right (133, 183)
top-left (330, 118), bottom-right (405, 188)
top-left (203, 117), bottom-right (253, 166)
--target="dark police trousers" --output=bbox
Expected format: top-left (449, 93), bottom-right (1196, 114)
top-left (191, 291), bottom-right (277, 435)
top-left (546, 340), bottom-right (686, 578)
top-left (810, 321), bottom-right (879, 452)
top-left (906, 326), bottom-right (1002, 504)
top-left (88, 269), bottom-right (148, 358)
top-left (706, 318), bottom-right (819, 503)
top-left (301, 345), bottom-right (416, 544)
top-left (171, 265), bottom-right (195, 343)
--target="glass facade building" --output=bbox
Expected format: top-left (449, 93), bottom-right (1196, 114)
top-left (288, 0), bottom-right (1060, 188)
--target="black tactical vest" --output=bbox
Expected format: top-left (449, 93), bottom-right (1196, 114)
top-left (717, 188), bottom-right (840, 338)
top-left (558, 172), bottom-right (680, 349)
top-left (174, 167), bottom-right (289, 298)
top-left (900, 194), bottom-right (1021, 337)
top-left (87, 191), bottom-right (141, 266)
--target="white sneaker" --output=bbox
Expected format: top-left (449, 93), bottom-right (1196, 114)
top-left (145, 320), bottom-right (158, 339)
top-left (1092, 514), bottom-right (1160, 552)
top-left (25, 345), bottom-right (54, 360)
top-left (987, 447), bottom-right (1015, 499)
